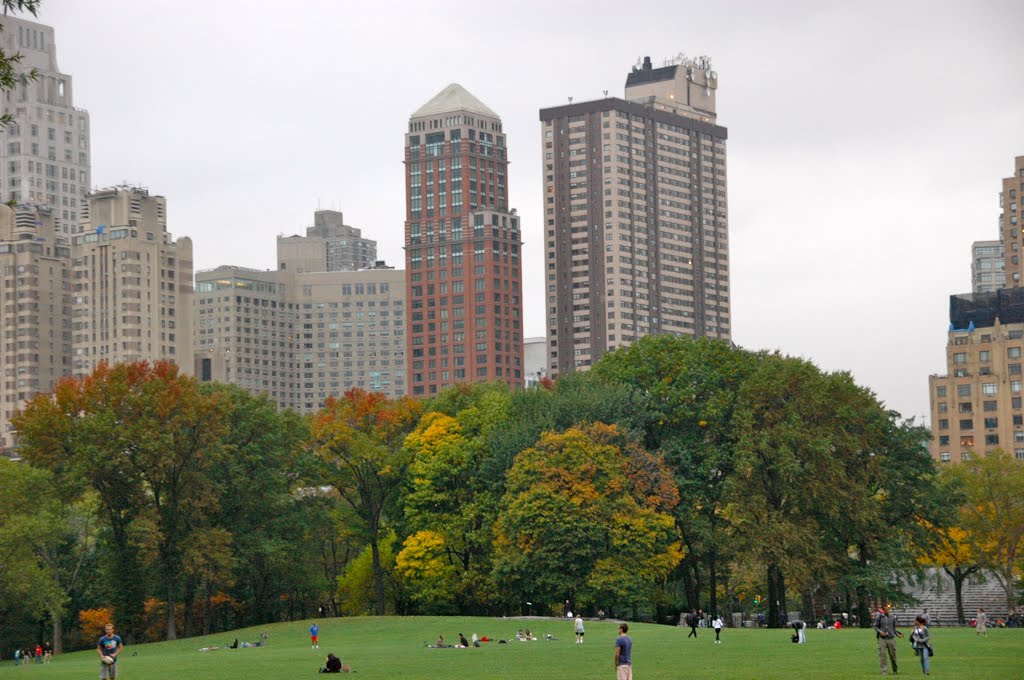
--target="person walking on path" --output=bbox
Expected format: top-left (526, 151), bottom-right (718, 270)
top-left (614, 623), bottom-right (632, 680)
top-left (574, 614), bottom-right (585, 644)
top-left (97, 623), bottom-right (124, 680)
top-left (910, 615), bottom-right (932, 675)
top-left (975, 608), bottom-right (987, 637)
top-left (712, 615), bottom-right (724, 644)
top-left (310, 622), bottom-right (320, 648)
top-left (686, 610), bottom-right (698, 638)
top-left (874, 605), bottom-right (902, 676)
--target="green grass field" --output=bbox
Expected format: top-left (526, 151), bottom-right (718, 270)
top-left (1, 617), bottom-right (1021, 679)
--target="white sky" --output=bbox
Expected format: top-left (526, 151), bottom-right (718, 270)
top-left (36, 0), bottom-right (1024, 423)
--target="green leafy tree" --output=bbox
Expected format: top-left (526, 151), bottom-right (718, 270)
top-left (593, 334), bottom-right (758, 616)
top-left (311, 389), bottom-right (423, 616)
top-left (948, 450), bottom-right (1024, 612)
top-left (336, 530), bottom-right (400, 615)
top-left (494, 423), bottom-right (681, 615)
top-left (15, 361), bottom-right (230, 641)
top-left (728, 355), bottom-right (892, 627)
top-left (0, 459), bottom-right (61, 656)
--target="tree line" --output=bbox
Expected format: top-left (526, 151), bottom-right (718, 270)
top-left (1, 336), bottom-right (1021, 657)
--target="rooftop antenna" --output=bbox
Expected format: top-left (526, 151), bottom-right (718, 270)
top-left (568, 96), bottom-right (573, 104)
top-left (603, 90), bottom-right (608, 98)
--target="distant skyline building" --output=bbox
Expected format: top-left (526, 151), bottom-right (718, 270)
top-left (523, 336), bottom-right (547, 387)
top-left (277, 209), bottom-right (377, 273)
top-left (999, 156), bottom-right (1024, 286)
top-left (971, 240), bottom-right (1005, 293)
top-left (0, 203), bottom-right (71, 450)
top-left (404, 84), bottom-right (524, 396)
top-left (0, 15), bottom-right (90, 234)
top-left (195, 259), bottom-right (406, 411)
top-left (929, 154), bottom-right (1024, 464)
top-left (72, 185), bottom-right (193, 375)
top-left (539, 55), bottom-right (730, 378)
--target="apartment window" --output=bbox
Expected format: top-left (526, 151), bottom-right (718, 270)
top-left (1015, 397), bottom-right (1023, 409)
top-left (939, 435), bottom-right (950, 445)
top-left (938, 401), bottom-right (948, 413)
top-left (979, 350), bottom-right (991, 362)
top-left (983, 400), bottom-right (998, 412)
top-left (1010, 347), bottom-right (1022, 358)
top-left (940, 452), bottom-right (951, 463)
top-left (984, 417), bottom-right (999, 429)
top-left (983, 383), bottom-right (998, 395)
top-left (957, 384), bottom-right (971, 397)
top-left (960, 435), bottom-right (974, 448)
top-left (959, 419), bottom-right (974, 430)
top-left (936, 386), bottom-right (947, 397)
top-left (952, 352), bottom-right (967, 364)
top-left (1016, 449), bottom-right (1024, 460)
top-left (985, 434), bottom-right (1000, 445)
top-left (938, 419), bottom-right (949, 430)
top-left (1014, 381), bottom-right (1023, 393)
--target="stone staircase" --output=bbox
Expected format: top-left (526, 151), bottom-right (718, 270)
top-left (892, 568), bottom-right (1009, 626)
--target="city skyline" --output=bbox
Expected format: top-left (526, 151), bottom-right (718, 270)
top-left (30, 0), bottom-right (1024, 422)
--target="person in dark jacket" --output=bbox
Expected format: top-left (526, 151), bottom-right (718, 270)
top-left (320, 653), bottom-right (342, 673)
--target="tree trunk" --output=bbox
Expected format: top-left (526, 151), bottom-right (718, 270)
top-left (767, 562), bottom-right (786, 628)
top-left (109, 519), bottom-right (145, 643)
top-left (708, 546), bottom-right (718, 618)
top-left (681, 553), bottom-right (700, 611)
top-left (165, 578), bottom-right (178, 640)
top-left (183, 577), bottom-right (196, 639)
top-left (202, 581), bottom-right (213, 636)
top-left (993, 567), bottom-right (1016, 616)
top-left (802, 590), bottom-right (815, 623)
top-left (370, 535), bottom-right (385, 616)
top-left (52, 612), bottom-right (63, 654)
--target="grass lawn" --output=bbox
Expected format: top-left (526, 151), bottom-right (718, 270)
top-left (1, 617), bottom-right (1020, 679)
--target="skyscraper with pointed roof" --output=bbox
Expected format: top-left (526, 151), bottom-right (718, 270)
top-left (404, 84), bottom-right (524, 395)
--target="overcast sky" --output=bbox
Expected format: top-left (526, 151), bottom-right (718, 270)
top-left (35, 0), bottom-right (1024, 422)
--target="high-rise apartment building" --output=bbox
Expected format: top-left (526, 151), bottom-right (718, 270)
top-left (971, 240), bottom-right (1005, 293)
top-left (999, 156), bottom-right (1024, 285)
top-left (539, 55), bottom-right (729, 378)
top-left (404, 84), bottom-right (524, 396)
top-left (930, 155), bottom-right (1024, 463)
top-left (0, 16), bottom-right (90, 233)
top-left (929, 290), bottom-right (1024, 463)
top-left (194, 260), bottom-right (406, 411)
top-left (277, 209), bottom-right (377, 273)
top-left (0, 203), bottom-right (72, 450)
top-left (72, 186), bottom-right (193, 375)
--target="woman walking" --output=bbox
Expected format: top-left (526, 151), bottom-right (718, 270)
top-left (910, 615), bottom-right (932, 675)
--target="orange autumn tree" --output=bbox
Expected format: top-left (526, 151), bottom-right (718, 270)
top-left (915, 520), bottom-right (983, 624)
top-left (310, 389), bottom-right (422, 616)
top-left (15, 361), bottom-right (230, 641)
top-left (493, 422), bottom-right (683, 615)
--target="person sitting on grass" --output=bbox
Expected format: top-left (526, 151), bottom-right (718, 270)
top-left (524, 629), bottom-right (536, 640)
top-left (458, 633), bottom-right (469, 648)
top-left (319, 653), bottom-right (343, 673)
top-left (436, 634), bottom-right (448, 648)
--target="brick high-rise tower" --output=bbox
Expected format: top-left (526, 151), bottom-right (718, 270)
top-left (404, 84), bottom-right (524, 396)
